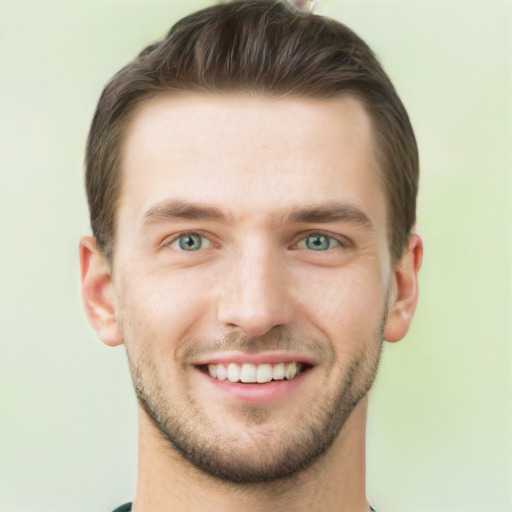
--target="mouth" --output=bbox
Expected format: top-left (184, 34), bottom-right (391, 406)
top-left (193, 352), bottom-right (316, 403)
top-left (198, 361), bottom-right (310, 384)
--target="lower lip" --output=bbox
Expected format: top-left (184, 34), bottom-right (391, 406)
top-left (198, 369), bottom-right (310, 404)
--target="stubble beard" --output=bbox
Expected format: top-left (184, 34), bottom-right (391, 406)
top-left (124, 322), bottom-right (385, 485)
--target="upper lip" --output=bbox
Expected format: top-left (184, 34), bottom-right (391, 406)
top-left (193, 351), bottom-right (316, 367)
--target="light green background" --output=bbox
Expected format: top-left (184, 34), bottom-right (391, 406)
top-left (0, 1), bottom-right (510, 511)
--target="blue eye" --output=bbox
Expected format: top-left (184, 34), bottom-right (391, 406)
top-left (172, 233), bottom-right (204, 251)
top-left (305, 234), bottom-right (333, 251)
top-left (294, 233), bottom-right (342, 251)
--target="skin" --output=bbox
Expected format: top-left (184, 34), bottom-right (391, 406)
top-left (80, 93), bottom-right (422, 512)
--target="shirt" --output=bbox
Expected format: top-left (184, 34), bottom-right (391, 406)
top-left (112, 503), bottom-right (378, 511)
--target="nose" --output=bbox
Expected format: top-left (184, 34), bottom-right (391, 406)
top-left (216, 243), bottom-right (295, 338)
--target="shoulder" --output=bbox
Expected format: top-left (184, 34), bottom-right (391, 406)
top-left (111, 504), bottom-right (132, 512)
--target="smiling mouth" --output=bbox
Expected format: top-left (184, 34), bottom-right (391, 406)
top-left (199, 362), bottom-right (309, 384)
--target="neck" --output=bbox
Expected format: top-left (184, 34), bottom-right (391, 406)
top-left (132, 397), bottom-right (369, 512)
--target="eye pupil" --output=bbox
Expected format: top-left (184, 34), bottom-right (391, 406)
top-left (179, 234), bottom-right (202, 251)
top-left (305, 235), bottom-right (330, 251)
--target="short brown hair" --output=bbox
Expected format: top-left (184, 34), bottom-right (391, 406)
top-left (85, 0), bottom-right (418, 264)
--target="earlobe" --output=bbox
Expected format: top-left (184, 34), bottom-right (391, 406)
top-left (79, 236), bottom-right (123, 347)
top-left (383, 234), bottom-right (423, 342)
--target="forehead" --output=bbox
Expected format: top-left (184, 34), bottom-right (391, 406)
top-left (117, 92), bottom-right (385, 231)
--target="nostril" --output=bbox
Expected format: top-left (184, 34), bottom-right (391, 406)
top-left (216, 265), bottom-right (294, 336)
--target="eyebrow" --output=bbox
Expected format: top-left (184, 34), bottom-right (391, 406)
top-left (282, 203), bottom-right (374, 229)
top-left (142, 198), bottom-right (373, 230)
top-left (142, 199), bottom-right (230, 226)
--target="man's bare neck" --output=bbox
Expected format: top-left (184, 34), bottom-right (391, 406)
top-left (132, 399), bottom-right (370, 512)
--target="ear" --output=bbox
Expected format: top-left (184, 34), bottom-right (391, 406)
top-left (383, 233), bottom-right (423, 342)
top-left (79, 236), bottom-right (123, 347)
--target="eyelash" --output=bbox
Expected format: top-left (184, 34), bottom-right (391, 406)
top-left (293, 232), bottom-right (347, 251)
top-left (164, 232), bottom-right (213, 251)
top-left (163, 231), bottom-right (348, 252)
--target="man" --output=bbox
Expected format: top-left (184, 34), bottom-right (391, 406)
top-left (79, 1), bottom-right (422, 511)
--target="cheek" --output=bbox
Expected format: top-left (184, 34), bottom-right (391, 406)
top-left (115, 266), bottom-right (212, 358)
top-left (296, 264), bottom-right (387, 344)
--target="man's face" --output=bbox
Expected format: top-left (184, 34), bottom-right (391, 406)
top-left (111, 93), bottom-right (394, 482)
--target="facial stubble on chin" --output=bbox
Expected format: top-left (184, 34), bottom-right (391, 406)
top-left (123, 321), bottom-right (385, 486)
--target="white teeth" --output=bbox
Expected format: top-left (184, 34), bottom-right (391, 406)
top-left (227, 363), bottom-right (241, 382)
top-left (208, 364), bottom-right (217, 379)
top-left (216, 364), bottom-right (227, 380)
top-left (206, 362), bottom-right (304, 383)
top-left (256, 363), bottom-right (273, 383)
top-left (285, 362), bottom-right (298, 380)
top-left (272, 362), bottom-right (285, 381)
top-left (240, 363), bottom-right (257, 383)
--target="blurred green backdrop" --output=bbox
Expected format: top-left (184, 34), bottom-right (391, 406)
top-left (0, 1), bottom-right (510, 511)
